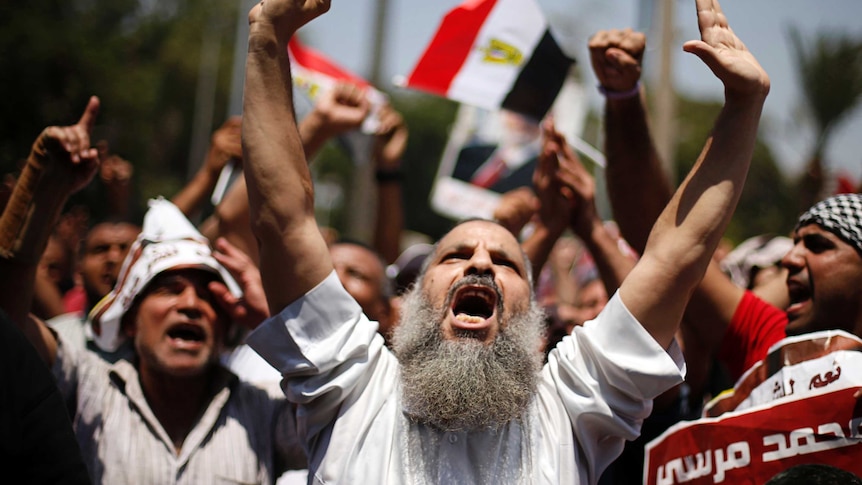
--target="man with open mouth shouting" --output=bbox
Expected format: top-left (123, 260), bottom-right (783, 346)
top-left (241, 0), bottom-right (769, 483)
top-left (0, 100), bottom-right (307, 483)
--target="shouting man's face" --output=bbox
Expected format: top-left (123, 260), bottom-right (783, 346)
top-left (392, 220), bottom-right (544, 432)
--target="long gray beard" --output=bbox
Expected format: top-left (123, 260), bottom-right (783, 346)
top-left (392, 286), bottom-right (544, 432)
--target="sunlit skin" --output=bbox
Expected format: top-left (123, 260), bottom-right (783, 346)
top-left (124, 269), bottom-right (228, 380)
top-left (782, 224), bottom-right (862, 336)
top-left (329, 243), bottom-right (393, 337)
top-left (419, 220), bottom-right (532, 344)
top-left (80, 222), bottom-right (140, 304)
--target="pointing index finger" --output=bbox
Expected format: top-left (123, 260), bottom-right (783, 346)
top-left (77, 96), bottom-right (100, 134)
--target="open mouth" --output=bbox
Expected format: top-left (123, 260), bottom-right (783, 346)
top-left (785, 280), bottom-right (811, 319)
top-left (167, 323), bottom-right (206, 342)
top-left (451, 285), bottom-right (498, 325)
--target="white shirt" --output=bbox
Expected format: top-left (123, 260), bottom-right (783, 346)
top-left (53, 338), bottom-right (306, 484)
top-left (248, 271), bottom-right (685, 484)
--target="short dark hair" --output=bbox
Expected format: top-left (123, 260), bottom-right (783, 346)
top-left (330, 238), bottom-right (394, 300)
top-left (77, 218), bottom-right (142, 260)
top-left (764, 464), bottom-right (862, 485)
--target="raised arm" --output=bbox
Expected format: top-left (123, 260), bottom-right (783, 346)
top-left (298, 82), bottom-right (369, 159)
top-left (203, 79), bottom-right (370, 266)
top-left (242, 0), bottom-right (333, 312)
top-left (593, 22), bottom-right (747, 350)
top-left (0, 96), bottom-right (100, 363)
top-left (172, 116), bottom-right (242, 219)
top-left (517, 121), bottom-right (572, 283)
top-left (617, 0), bottom-right (769, 349)
top-left (372, 103), bottom-right (408, 264)
top-left (545, 122), bottom-right (635, 296)
top-left (98, 151), bottom-right (137, 220)
top-left (589, 28), bottom-right (667, 253)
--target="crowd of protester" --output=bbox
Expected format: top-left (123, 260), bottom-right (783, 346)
top-left (1, 0), bottom-right (860, 483)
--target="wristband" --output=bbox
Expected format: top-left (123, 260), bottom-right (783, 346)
top-left (375, 168), bottom-right (404, 183)
top-left (598, 81), bottom-right (641, 100)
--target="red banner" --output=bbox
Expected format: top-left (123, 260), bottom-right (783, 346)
top-left (645, 331), bottom-right (862, 484)
top-left (645, 388), bottom-right (862, 484)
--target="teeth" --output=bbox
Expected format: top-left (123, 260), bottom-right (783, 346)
top-left (462, 289), bottom-right (491, 303)
top-left (456, 313), bottom-right (485, 323)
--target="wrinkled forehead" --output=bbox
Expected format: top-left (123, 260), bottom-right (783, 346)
top-left (435, 220), bottom-right (526, 264)
top-left (142, 267), bottom-right (221, 297)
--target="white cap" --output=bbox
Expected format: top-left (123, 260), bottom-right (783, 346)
top-left (89, 198), bottom-right (242, 352)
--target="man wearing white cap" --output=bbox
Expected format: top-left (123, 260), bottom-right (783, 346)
top-left (0, 100), bottom-right (305, 484)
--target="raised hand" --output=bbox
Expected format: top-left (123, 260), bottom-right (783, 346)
top-left (532, 119), bottom-right (574, 233)
top-left (300, 82), bottom-right (370, 159)
top-left (545, 123), bottom-right (598, 234)
top-left (314, 83), bottom-right (370, 137)
top-left (588, 29), bottom-right (646, 93)
top-left (0, 96), bottom-right (100, 332)
top-left (373, 103), bottom-right (408, 171)
top-left (99, 153), bottom-right (134, 187)
top-left (206, 116), bottom-right (243, 173)
top-left (32, 96), bottom-right (101, 192)
top-left (210, 237), bottom-right (270, 330)
top-left (682, 0), bottom-right (769, 98)
top-left (248, 0), bottom-right (331, 38)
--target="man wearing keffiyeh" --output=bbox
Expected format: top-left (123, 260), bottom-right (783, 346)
top-left (593, 24), bottom-right (862, 389)
top-left (783, 193), bottom-right (862, 337)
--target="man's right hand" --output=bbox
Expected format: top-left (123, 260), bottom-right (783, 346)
top-left (588, 29), bottom-right (646, 93)
top-left (248, 0), bottom-right (331, 37)
top-left (532, 121), bottom-right (573, 234)
top-left (299, 82), bottom-right (370, 159)
top-left (314, 83), bottom-right (370, 137)
top-left (31, 96), bottom-right (101, 193)
top-left (206, 116), bottom-right (243, 173)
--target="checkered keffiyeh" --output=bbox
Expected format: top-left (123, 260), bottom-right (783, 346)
top-left (796, 193), bottom-right (862, 255)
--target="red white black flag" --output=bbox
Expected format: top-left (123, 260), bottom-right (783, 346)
top-left (287, 37), bottom-right (386, 134)
top-left (401, 0), bottom-right (574, 121)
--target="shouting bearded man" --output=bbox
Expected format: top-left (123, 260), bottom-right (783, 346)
top-left (241, 0), bottom-right (770, 483)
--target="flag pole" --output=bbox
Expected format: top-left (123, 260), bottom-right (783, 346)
top-left (653, 0), bottom-right (677, 183)
top-left (346, 0), bottom-right (392, 243)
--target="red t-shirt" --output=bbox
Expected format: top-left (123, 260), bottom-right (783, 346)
top-left (717, 290), bottom-right (787, 381)
top-left (62, 285), bottom-right (86, 316)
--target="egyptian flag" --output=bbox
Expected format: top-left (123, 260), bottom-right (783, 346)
top-left (287, 38), bottom-right (386, 133)
top-left (288, 38), bottom-right (371, 94)
top-left (402, 0), bottom-right (574, 121)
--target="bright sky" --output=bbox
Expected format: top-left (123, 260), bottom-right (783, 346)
top-left (297, 0), bottom-right (862, 181)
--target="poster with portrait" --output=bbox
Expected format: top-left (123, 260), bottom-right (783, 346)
top-left (430, 74), bottom-right (594, 221)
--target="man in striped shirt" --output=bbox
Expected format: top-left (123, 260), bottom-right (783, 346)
top-left (0, 99), bottom-right (305, 484)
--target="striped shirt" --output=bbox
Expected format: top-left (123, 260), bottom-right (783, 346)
top-left (53, 340), bottom-right (305, 484)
